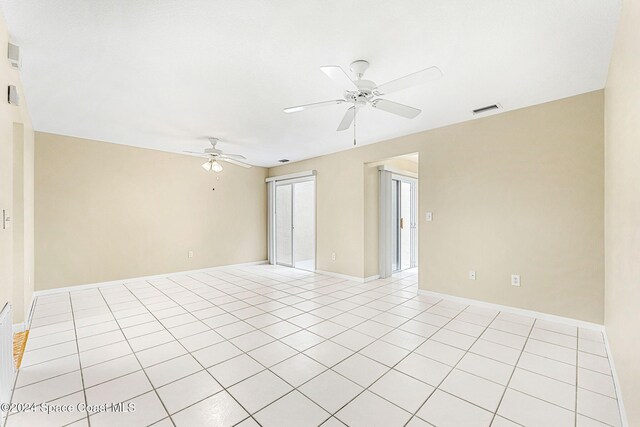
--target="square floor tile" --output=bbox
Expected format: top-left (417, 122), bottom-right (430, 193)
top-left (90, 391), bottom-right (167, 427)
top-left (85, 371), bottom-right (152, 407)
top-left (395, 353), bottom-right (452, 386)
top-left (248, 340), bottom-right (298, 367)
top-left (82, 354), bottom-right (141, 387)
top-left (179, 330), bottom-right (225, 352)
top-left (333, 353), bottom-right (388, 388)
top-left (497, 388), bottom-right (574, 427)
top-left (418, 389), bottom-right (493, 427)
top-left (229, 370), bottom-right (293, 413)
top-left (331, 329), bottom-right (376, 351)
top-left (380, 329), bottom-right (426, 350)
top-left (230, 330), bottom-right (275, 352)
top-left (414, 339), bottom-right (465, 366)
top-left (439, 369), bottom-right (505, 412)
top-left (281, 330), bottom-right (325, 351)
top-left (509, 368), bottom-right (575, 410)
top-left (271, 353), bottom-right (326, 387)
top-left (577, 388), bottom-right (622, 427)
top-left (135, 341), bottom-right (187, 368)
top-left (144, 354), bottom-right (202, 387)
top-left (12, 371), bottom-right (83, 404)
top-left (517, 351), bottom-right (575, 385)
top-left (369, 369), bottom-right (434, 413)
top-left (336, 390), bottom-right (411, 427)
top-left (157, 370), bottom-right (222, 414)
top-left (208, 354), bottom-right (264, 387)
top-left (457, 352), bottom-right (514, 385)
top-left (15, 354), bottom-right (80, 388)
top-left (192, 340), bottom-right (243, 368)
top-left (299, 369), bottom-right (363, 413)
top-left (254, 391), bottom-right (329, 427)
top-left (172, 391), bottom-right (249, 427)
top-left (304, 340), bottom-right (353, 367)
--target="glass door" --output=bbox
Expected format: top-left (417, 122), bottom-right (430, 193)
top-left (275, 184), bottom-right (293, 267)
top-left (391, 176), bottom-right (417, 272)
top-left (275, 178), bottom-right (316, 271)
top-left (293, 180), bottom-right (315, 271)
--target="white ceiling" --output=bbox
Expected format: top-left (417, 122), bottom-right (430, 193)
top-left (1, 0), bottom-right (620, 167)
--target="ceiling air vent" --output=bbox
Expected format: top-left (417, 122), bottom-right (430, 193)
top-left (472, 104), bottom-right (502, 115)
top-left (278, 159), bottom-right (290, 163)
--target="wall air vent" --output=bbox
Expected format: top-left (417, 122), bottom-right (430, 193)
top-left (278, 159), bottom-right (290, 163)
top-left (7, 42), bottom-right (20, 70)
top-left (472, 104), bottom-right (502, 115)
top-left (7, 85), bottom-right (19, 106)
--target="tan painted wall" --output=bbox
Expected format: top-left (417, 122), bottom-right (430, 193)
top-left (604, 0), bottom-right (640, 423)
top-left (35, 132), bottom-right (268, 290)
top-left (1, 11), bottom-right (35, 325)
top-left (269, 91), bottom-right (604, 323)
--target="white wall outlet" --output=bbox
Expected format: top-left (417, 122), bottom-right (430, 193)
top-left (469, 270), bottom-right (476, 280)
top-left (188, 251), bottom-right (194, 258)
top-left (511, 274), bottom-right (521, 286)
top-left (331, 252), bottom-right (336, 261)
top-left (425, 212), bottom-right (433, 221)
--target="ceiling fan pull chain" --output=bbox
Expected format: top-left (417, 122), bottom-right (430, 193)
top-left (353, 104), bottom-right (357, 146)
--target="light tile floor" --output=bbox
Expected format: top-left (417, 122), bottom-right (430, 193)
top-left (6, 265), bottom-right (623, 427)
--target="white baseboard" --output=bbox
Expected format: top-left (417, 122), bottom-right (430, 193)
top-left (315, 270), bottom-right (380, 283)
top-left (12, 322), bottom-right (25, 333)
top-left (32, 260), bottom-right (268, 297)
top-left (419, 289), bottom-right (604, 331)
top-left (603, 331), bottom-right (629, 426)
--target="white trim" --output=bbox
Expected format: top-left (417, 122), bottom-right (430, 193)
top-left (265, 170), bottom-right (316, 183)
top-left (315, 270), bottom-right (380, 283)
top-left (377, 165), bottom-right (418, 179)
top-left (33, 260), bottom-right (268, 297)
top-left (12, 322), bottom-right (25, 333)
top-left (419, 289), bottom-right (604, 331)
top-left (603, 331), bottom-right (629, 426)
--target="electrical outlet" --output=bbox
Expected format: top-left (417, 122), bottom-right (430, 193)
top-left (511, 274), bottom-right (521, 286)
top-left (469, 270), bottom-right (476, 280)
top-left (425, 212), bottom-right (433, 221)
top-left (331, 252), bottom-right (336, 261)
top-left (188, 251), bottom-right (194, 259)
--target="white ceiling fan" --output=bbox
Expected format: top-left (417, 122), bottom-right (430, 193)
top-left (284, 60), bottom-right (442, 144)
top-left (184, 137), bottom-right (252, 172)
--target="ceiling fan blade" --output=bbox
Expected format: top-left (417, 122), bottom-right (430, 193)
top-left (283, 99), bottom-right (346, 113)
top-left (219, 153), bottom-right (247, 160)
top-left (218, 158), bottom-right (252, 168)
top-left (320, 65), bottom-right (358, 90)
top-left (375, 66), bottom-right (442, 95)
top-left (372, 99), bottom-right (421, 119)
top-left (183, 151), bottom-right (209, 157)
top-left (336, 106), bottom-right (356, 131)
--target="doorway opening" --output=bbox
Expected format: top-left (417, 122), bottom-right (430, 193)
top-left (367, 153), bottom-right (418, 279)
top-left (268, 172), bottom-right (316, 271)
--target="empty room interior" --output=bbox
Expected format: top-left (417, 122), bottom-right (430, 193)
top-left (0, 1), bottom-right (638, 426)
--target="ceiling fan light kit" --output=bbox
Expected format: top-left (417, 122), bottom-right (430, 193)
top-left (284, 59), bottom-right (442, 145)
top-left (185, 137), bottom-right (252, 172)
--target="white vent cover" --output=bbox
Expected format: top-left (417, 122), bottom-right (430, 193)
top-left (8, 85), bottom-right (19, 106)
top-left (7, 43), bottom-right (20, 70)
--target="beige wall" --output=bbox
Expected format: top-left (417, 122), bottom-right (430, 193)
top-left (269, 91), bottom-right (605, 323)
top-left (1, 11), bottom-right (35, 325)
top-left (35, 132), bottom-right (267, 290)
top-left (604, 0), bottom-right (640, 423)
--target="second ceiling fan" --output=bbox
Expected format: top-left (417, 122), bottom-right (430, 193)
top-left (284, 60), bottom-right (442, 144)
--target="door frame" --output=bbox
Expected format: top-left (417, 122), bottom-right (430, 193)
top-left (267, 171), bottom-right (317, 271)
top-left (391, 174), bottom-right (418, 272)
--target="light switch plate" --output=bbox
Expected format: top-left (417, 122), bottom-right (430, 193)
top-left (425, 212), bottom-right (433, 221)
top-left (469, 271), bottom-right (476, 280)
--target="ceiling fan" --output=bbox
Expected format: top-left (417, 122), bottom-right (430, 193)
top-left (284, 60), bottom-right (442, 144)
top-left (184, 137), bottom-right (252, 172)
